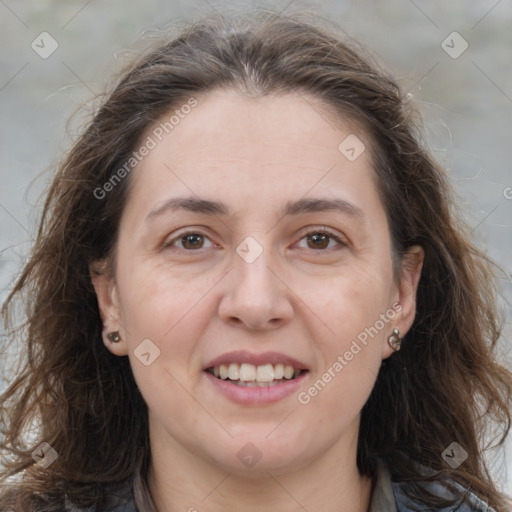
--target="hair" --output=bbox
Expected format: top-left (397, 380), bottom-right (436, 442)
top-left (1, 7), bottom-right (511, 512)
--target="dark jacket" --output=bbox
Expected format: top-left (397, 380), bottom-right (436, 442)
top-left (64, 458), bottom-right (495, 511)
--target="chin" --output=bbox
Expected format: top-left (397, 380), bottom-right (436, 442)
top-left (206, 436), bottom-right (312, 475)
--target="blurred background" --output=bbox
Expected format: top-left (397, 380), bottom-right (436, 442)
top-left (1, 0), bottom-right (511, 495)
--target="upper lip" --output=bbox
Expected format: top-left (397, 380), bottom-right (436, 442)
top-left (204, 350), bottom-right (309, 370)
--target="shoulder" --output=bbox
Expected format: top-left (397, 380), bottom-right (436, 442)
top-left (372, 457), bottom-right (495, 512)
top-left (391, 478), bottom-right (495, 511)
top-left (63, 483), bottom-right (138, 512)
top-left (0, 478), bottom-right (138, 512)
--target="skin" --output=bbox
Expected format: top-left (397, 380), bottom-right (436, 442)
top-left (91, 88), bottom-right (424, 512)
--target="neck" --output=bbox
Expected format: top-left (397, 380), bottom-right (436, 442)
top-left (145, 426), bottom-right (374, 512)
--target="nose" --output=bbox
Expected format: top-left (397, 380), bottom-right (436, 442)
top-left (217, 245), bottom-right (294, 331)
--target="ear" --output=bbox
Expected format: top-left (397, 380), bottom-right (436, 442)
top-left (382, 245), bottom-right (424, 359)
top-left (89, 260), bottom-right (129, 356)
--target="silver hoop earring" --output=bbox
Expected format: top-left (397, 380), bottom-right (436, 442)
top-left (388, 328), bottom-right (401, 351)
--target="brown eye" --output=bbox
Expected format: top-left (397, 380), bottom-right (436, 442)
top-left (180, 233), bottom-right (204, 250)
top-left (296, 229), bottom-right (346, 251)
top-left (306, 233), bottom-right (329, 249)
top-left (164, 231), bottom-right (215, 251)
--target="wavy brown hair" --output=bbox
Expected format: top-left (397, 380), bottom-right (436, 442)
top-left (1, 8), bottom-right (512, 512)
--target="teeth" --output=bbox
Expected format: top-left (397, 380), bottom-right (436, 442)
top-left (234, 380), bottom-right (283, 387)
top-left (283, 365), bottom-right (294, 379)
top-left (228, 363), bottom-right (239, 380)
top-left (210, 362), bottom-right (302, 382)
top-left (219, 364), bottom-right (229, 380)
top-left (256, 363), bottom-right (274, 382)
top-left (239, 363), bottom-right (256, 381)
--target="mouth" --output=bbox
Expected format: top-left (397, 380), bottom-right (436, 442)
top-left (205, 363), bottom-right (308, 387)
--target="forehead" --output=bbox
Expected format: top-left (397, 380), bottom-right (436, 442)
top-left (125, 88), bottom-right (382, 221)
top-left (155, 88), bottom-right (365, 151)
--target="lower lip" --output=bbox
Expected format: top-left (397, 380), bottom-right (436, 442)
top-left (203, 371), bottom-right (309, 405)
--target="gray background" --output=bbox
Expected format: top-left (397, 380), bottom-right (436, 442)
top-left (1, 0), bottom-right (511, 495)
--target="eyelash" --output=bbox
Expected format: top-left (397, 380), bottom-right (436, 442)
top-left (162, 227), bottom-right (347, 253)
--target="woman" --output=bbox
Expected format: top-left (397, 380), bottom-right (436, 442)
top-left (1, 9), bottom-right (511, 512)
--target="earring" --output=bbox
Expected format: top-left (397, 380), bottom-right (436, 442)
top-left (107, 331), bottom-right (121, 343)
top-left (388, 328), bottom-right (401, 351)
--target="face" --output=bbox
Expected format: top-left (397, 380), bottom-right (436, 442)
top-left (92, 88), bottom-right (423, 475)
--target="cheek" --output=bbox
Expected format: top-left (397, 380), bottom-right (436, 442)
top-left (301, 281), bottom-right (387, 420)
top-left (118, 265), bottom-right (211, 411)
top-left (312, 261), bottom-right (392, 335)
top-left (111, 276), bottom-right (187, 400)
top-left (117, 258), bottom-right (212, 336)
top-left (305, 258), bottom-right (392, 394)
top-left (299, 356), bottom-right (379, 437)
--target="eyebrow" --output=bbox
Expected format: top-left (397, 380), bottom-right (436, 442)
top-left (145, 196), bottom-right (364, 221)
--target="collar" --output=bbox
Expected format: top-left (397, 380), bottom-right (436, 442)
top-left (368, 458), bottom-right (398, 511)
top-left (368, 457), bottom-right (495, 512)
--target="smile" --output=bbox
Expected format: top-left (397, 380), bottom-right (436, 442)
top-left (206, 362), bottom-right (306, 387)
